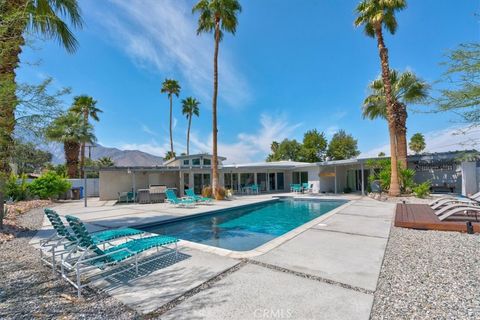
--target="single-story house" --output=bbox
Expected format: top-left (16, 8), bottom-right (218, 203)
top-left (92, 151), bottom-right (479, 201)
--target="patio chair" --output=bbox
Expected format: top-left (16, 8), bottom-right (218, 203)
top-left (62, 215), bottom-right (179, 297)
top-left (290, 184), bottom-right (302, 193)
top-left (434, 202), bottom-right (480, 216)
top-left (165, 189), bottom-right (196, 207)
top-left (251, 184), bottom-right (260, 194)
top-left (41, 209), bottom-right (144, 273)
top-left (185, 189), bottom-right (212, 204)
top-left (437, 206), bottom-right (480, 221)
top-left (431, 197), bottom-right (479, 210)
top-left (429, 191), bottom-right (480, 206)
top-left (302, 183), bottom-right (313, 193)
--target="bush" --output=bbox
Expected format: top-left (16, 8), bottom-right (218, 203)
top-left (413, 181), bottom-right (431, 198)
top-left (28, 171), bottom-right (71, 200)
top-left (5, 173), bottom-right (30, 201)
top-left (201, 186), bottom-right (212, 198)
top-left (399, 168), bottom-right (416, 193)
top-left (215, 187), bottom-right (226, 200)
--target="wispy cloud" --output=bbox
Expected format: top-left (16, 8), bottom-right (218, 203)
top-left (325, 125), bottom-right (339, 138)
top-left (190, 113), bottom-right (302, 163)
top-left (361, 125), bottom-right (480, 157)
top-left (92, 0), bottom-right (250, 108)
top-left (141, 124), bottom-right (158, 137)
top-left (117, 113), bottom-right (302, 163)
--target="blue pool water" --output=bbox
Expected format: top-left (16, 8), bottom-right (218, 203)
top-left (140, 198), bottom-right (347, 251)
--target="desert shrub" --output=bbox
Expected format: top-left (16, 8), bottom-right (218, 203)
top-left (367, 159), bottom-right (418, 193)
top-left (28, 171), bottom-right (71, 200)
top-left (215, 187), bottom-right (226, 200)
top-left (399, 168), bottom-right (416, 193)
top-left (413, 181), bottom-right (431, 198)
top-left (201, 186), bottom-right (212, 198)
top-left (5, 173), bottom-right (30, 201)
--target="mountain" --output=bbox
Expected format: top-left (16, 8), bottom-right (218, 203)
top-left (47, 143), bottom-right (164, 166)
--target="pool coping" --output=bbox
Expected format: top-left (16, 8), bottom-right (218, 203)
top-left (144, 196), bottom-right (356, 259)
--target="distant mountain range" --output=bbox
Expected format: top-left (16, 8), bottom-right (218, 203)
top-left (47, 143), bottom-right (164, 167)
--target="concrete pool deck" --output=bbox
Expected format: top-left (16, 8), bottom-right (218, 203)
top-left (33, 194), bottom-right (395, 319)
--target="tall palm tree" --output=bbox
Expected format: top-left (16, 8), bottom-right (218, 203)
top-left (363, 70), bottom-right (429, 167)
top-left (0, 0), bottom-right (81, 216)
top-left (181, 97), bottom-right (200, 156)
top-left (193, 0), bottom-right (242, 197)
top-left (161, 79), bottom-right (181, 156)
top-left (69, 95), bottom-right (102, 178)
top-left (355, 0), bottom-right (406, 196)
top-left (0, 0), bottom-right (82, 173)
top-left (45, 112), bottom-right (95, 178)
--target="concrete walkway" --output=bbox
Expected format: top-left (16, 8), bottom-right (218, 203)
top-left (35, 196), bottom-right (395, 319)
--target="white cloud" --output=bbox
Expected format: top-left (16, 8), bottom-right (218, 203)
top-left (325, 125), bottom-right (339, 138)
top-left (118, 113), bottom-right (301, 163)
top-left (189, 113), bottom-right (302, 164)
top-left (360, 125), bottom-right (480, 158)
top-left (141, 124), bottom-right (157, 137)
top-left (94, 0), bottom-right (250, 108)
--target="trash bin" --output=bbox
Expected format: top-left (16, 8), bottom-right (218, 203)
top-left (71, 187), bottom-right (80, 200)
top-left (79, 186), bottom-right (84, 199)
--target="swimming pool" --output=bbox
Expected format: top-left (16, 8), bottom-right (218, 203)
top-left (139, 198), bottom-right (347, 251)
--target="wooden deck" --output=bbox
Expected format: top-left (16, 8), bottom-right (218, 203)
top-left (395, 203), bottom-right (480, 233)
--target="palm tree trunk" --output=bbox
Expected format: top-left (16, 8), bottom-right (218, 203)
top-left (80, 110), bottom-right (88, 178)
top-left (65, 142), bottom-right (80, 178)
top-left (169, 96), bottom-right (174, 155)
top-left (211, 20), bottom-right (220, 197)
top-left (395, 102), bottom-right (408, 168)
top-left (0, 0), bottom-right (27, 216)
top-left (375, 26), bottom-right (400, 196)
top-left (187, 115), bottom-right (192, 156)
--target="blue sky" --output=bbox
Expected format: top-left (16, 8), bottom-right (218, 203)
top-left (18, 0), bottom-right (480, 163)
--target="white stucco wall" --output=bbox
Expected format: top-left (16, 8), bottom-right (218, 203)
top-left (461, 162), bottom-right (478, 196)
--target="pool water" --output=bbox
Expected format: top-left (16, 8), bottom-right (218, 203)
top-left (140, 198), bottom-right (347, 251)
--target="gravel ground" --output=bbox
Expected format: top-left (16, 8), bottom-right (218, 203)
top-left (372, 227), bottom-right (480, 320)
top-left (0, 207), bottom-right (138, 320)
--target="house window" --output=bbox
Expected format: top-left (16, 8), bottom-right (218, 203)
top-left (203, 158), bottom-right (211, 166)
top-left (183, 159), bottom-right (189, 165)
top-left (192, 158), bottom-right (200, 166)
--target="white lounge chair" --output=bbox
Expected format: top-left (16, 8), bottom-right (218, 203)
top-left (434, 203), bottom-right (480, 216)
top-left (438, 206), bottom-right (480, 221)
top-left (431, 198), bottom-right (478, 210)
top-left (429, 191), bottom-right (480, 207)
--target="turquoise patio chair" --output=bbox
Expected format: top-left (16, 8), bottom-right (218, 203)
top-left (291, 184), bottom-right (302, 193)
top-left (165, 189), bottom-right (196, 207)
top-left (185, 189), bottom-right (213, 204)
top-left (63, 215), bottom-right (179, 297)
top-left (251, 184), bottom-right (260, 194)
top-left (302, 183), bottom-right (312, 192)
top-left (41, 209), bottom-right (145, 272)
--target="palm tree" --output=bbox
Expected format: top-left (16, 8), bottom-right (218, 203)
top-left (355, 0), bottom-right (406, 196)
top-left (45, 112), bottom-right (95, 178)
top-left (69, 95), bottom-right (102, 178)
top-left (0, 0), bottom-right (82, 173)
top-left (193, 0), bottom-right (242, 197)
top-left (363, 70), bottom-right (429, 167)
top-left (181, 97), bottom-right (200, 156)
top-left (97, 156), bottom-right (115, 167)
top-left (161, 79), bottom-right (181, 157)
top-left (0, 0), bottom-right (81, 217)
